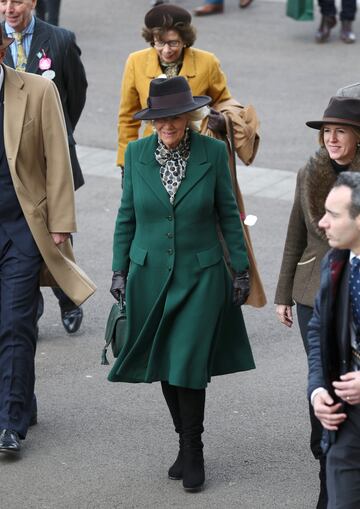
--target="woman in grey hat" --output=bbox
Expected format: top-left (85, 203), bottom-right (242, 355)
top-left (109, 76), bottom-right (255, 493)
top-left (275, 96), bottom-right (360, 509)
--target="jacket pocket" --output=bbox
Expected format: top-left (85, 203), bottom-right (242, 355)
top-left (129, 244), bottom-right (148, 266)
top-left (297, 256), bottom-right (316, 266)
top-left (22, 119), bottom-right (34, 134)
top-left (197, 243), bottom-right (223, 269)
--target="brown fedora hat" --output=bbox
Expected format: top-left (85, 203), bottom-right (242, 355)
top-left (306, 96), bottom-right (360, 130)
top-left (133, 76), bottom-right (211, 121)
top-left (0, 25), bottom-right (13, 51)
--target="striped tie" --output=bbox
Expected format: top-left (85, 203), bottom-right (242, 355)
top-left (13, 32), bottom-right (27, 72)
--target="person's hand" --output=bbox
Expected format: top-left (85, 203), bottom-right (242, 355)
top-left (232, 270), bottom-right (250, 307)
top-left (207, 108), bottom-right (226, 134)
top-left (276, 304), bottom-right (293, 328)
top-left (313, 390), bottom-right (347, 430)
top-left (110, 270), bottom-right (127, 302)
top-left (333, 371), bottom-right (360, 405)
top-left (51, 233), bottom-right (70, 245)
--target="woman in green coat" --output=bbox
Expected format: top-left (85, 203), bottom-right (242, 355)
top-left (109, 76), bottom-right (255, 492)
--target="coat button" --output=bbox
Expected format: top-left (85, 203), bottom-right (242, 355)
top-left (167, 233), bottom-right (173, 238)
top-left (167, 215), bottom-right (173, 221)
top-left (167, 249), bottom-right (173, 255)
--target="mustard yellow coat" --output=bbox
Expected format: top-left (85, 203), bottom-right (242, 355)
top-left (116, 47), bottom-right (231, 166)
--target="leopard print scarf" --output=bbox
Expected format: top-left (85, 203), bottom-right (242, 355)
top-left (155, 129), bottom-right (190, 204)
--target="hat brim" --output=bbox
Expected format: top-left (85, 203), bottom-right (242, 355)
top-left (133, 95), bottom-right (211, 120)
top-left (306, 117), bottom-right (360, 130)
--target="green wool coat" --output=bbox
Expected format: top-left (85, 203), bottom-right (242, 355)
top-left (108, 130), bottom-right (255, 389)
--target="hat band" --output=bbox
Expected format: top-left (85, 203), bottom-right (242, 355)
top-left (149, 90), bottom-right (194, 110)
top-left (322, 116), bottom-right (360, 127)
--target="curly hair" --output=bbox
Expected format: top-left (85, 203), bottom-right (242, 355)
top-left (142, 18), bottom-right (197, 47)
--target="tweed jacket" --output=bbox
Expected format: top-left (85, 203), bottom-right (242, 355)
top-left (275, 148), bottom-right (360, 308)
top-left (3, 65), bottom-right (95, 306)
top-left (2, 17), bottom-right (87, 190)
top-left (116, 46), bottom-right (231, 167)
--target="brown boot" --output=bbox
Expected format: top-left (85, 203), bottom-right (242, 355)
top-left (315, 15), bottom-right (337, 43)
top-left (340, 20), bottom-right (356, 43)
top-left (193, 3), bottom-right (224, 16)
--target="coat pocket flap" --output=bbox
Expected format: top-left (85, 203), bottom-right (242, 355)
top-left (197, 244), bottom-right (223, 268)
top-left (129, 244), bottom-right (148, 266)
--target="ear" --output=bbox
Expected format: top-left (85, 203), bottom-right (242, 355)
top-left (355, 214), bottom-right (360, 232)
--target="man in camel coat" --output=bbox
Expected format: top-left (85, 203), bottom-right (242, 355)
top-left (0, 27), bottom-right (95, 455)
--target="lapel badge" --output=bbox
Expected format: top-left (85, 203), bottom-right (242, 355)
top-left (38, 49), bottom-right (55, 79)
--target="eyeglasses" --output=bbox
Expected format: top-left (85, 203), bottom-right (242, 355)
top-left (153, 40), bottom-right (182, 49)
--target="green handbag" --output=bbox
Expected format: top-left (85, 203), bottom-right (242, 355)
top-left (101, 298), bottom-right (127, 365)
top-left (286, 0), bottom-right (313, 21)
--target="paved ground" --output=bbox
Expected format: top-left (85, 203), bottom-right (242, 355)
top-left (2, 0), bottom-right (359, 507)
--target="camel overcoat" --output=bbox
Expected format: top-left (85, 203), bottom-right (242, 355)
top-left (4, 65), bottom-right (95, 306)
top-left (116, 46), bottom-right (231, 166)
top-left (109, 131), bottom-right (255, 389)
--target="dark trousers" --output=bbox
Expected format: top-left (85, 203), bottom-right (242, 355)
top-left (327, 406), bottom-right (360, 508)
top-left (318, 0), bottom-right (357, 21)
top-left (297, 303), bottom-right (325, 460)
top-left (0, 226), bottom-right (42, 439)
top-left (36, 0), bottom-right (62, 25)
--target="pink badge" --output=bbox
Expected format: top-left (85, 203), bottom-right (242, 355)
top-left (39, 57), bottom-right (52, 71)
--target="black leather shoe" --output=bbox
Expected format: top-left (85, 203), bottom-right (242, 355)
top-left (61, 306), bottom-right (83, 334)
top-left (0, 429), bottom-right (21, 453)
top-left (315, 15), bottom-right (337, 42)
top-left (340, 20), bottom-right (356, 43)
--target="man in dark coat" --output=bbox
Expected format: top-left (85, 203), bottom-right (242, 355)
top-left (308, 171), bottom-right (360, 508)
top-left (0, 0), bottom-right (87, 333)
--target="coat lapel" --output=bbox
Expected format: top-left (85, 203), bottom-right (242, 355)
top-left (136, 135), bottom-right (172, 211)
top-left (26, 19), bottom-right (50, 74)
top-left (174, 131), bottom-right (210, 207)
top-left (3, 66), bottom-right (27, 164)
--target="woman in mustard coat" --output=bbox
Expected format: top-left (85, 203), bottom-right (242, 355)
top-left (109, 77), bottom-right (255, 492)
top-left (116, 3), bottom-right (231, 168)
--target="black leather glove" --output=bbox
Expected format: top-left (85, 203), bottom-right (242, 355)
top-left (110, 270), bottom-right (127, 302)
top-left (207, 108), bottom-right (226, 134)
top-left (232, 270), bottom-right (250, 307)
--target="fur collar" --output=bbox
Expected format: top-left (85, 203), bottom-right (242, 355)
top-left (303, 147), bottom-right (360, 240)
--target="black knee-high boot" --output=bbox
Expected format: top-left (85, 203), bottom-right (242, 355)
top-left (161, 381), bottom-right (184, 480)
top-left (177, 387), bottom-right (205, 492)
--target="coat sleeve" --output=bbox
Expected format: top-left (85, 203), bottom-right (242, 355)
top-left (307, 266), bottom-right (327, 398)
top-left (112, 143), bottom-right (136, 271)
top-left (43, 80), bottom-right (76, 232)
top-left (116, 54), bottom-right (142, 167)
top-left (206, 53), bottom-right (232, 106)
top-left (62, 31), bottom-right (87, 131)
top-left (274, 168), bottom-right (308, 305)
top-left (215, 142), bottom-right (249, 273)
